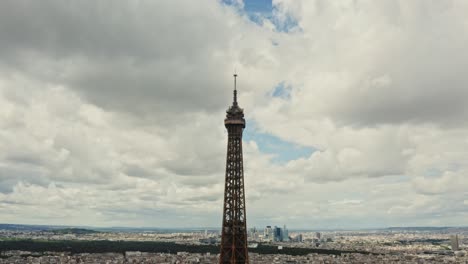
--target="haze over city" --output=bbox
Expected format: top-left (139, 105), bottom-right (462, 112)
top-left (0, 0), bottom-right (467, 232)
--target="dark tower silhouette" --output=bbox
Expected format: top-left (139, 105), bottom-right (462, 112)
top-left (219, 74), bottom-right (249, 264)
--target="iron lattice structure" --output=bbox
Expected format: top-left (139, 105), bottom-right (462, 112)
top-left (219, 74), bottom-right (249, 264)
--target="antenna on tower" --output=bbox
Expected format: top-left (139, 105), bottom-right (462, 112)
top-left (233, 72), bottom-right (238, 105)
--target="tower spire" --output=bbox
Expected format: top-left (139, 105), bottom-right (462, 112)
top-left (233, 73), bottom-right (238, 106)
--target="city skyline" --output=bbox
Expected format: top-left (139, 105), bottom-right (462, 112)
top-left (0, 0), bottom-right (467, 230)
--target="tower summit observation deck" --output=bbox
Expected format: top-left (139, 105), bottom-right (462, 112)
top-left (219, 74), bottom-right (249, 264)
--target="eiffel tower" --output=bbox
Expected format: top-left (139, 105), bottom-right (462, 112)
top-left (219, 74), bottom-right (249, 263)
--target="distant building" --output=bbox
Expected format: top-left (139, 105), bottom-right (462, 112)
top-left (264, 226), bottom-right (273, 242)
top-left (274, 226), bottom-right (282, 242)
top-left (283, 225), bottom-right (289, 242)
top-left (125, 251), bottom-right (142, 257)
top-left (248, 227), bottom-right (259, 240)
top-left (262, 225), bottom-right (292, 242)
top-left (291, 234), bottom-right (303, 242)
top-left (316, 232), bottom-right (321, 239)
top-left (451, 235), bottom-right (459, 251)
top-left (247, 243), bottom-right (258, 248)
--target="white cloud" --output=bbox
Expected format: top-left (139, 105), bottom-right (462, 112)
top-left (0, 0), bottom-right (467, 228)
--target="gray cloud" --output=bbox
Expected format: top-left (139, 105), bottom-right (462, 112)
top-left (0, 0), bottom-right (467, 228)
top-left (263, 0), bottom-right (468, 127)
top-left (0, 0), bottom-right (243, 118)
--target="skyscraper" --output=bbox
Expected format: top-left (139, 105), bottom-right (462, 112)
top-left (451, 235), bottom-right (459, 251)
top-left (219, 74), bottom-right (249, 264)
top-left (264, 226), bottom-right (273, 242)
top-left (274, 226), bottom-right (282, 242)
top-left (283, 225), bottom-right (289, 242)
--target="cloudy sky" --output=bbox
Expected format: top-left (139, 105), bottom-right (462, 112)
top-left (0, 0), bottom-right (467, 229)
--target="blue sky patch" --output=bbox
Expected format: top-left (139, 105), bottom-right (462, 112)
top-left (221, 0), bottom-right (299, 32)
top-left (270, 10), bottom-right (300, 33)
top-left (424, 163), bottom-right (460, 178)
top-left (271, 82), bottom-right (292, 99)
top-left (243, 120), bottom-right (314, 163)
top-left (244, 0), bottom-right (272, 14)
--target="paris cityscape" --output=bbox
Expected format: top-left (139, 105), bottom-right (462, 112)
top-left (1, 0), bottom-right (468, 263)
top-left (0, 224), bottom-right (467, 263)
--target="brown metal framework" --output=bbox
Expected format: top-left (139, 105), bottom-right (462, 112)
top-left (219, 74), bottom-right (249, 264)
